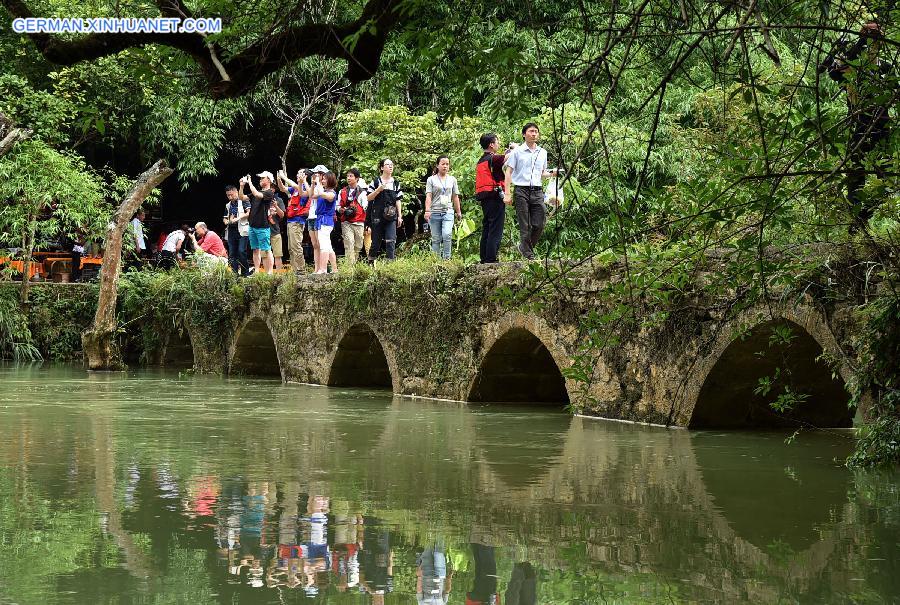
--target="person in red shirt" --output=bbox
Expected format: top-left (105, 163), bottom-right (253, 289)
top-left (189, 222), bottom-right (228, 262)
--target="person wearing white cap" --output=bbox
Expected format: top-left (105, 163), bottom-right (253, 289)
top-left (306, 165), bottom-right (329, 272)
top-left (310, 167), bottom-right (339, 274)
top-left (238, 171), bottom-right (276, 275)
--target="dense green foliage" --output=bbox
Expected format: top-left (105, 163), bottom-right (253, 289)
top-left (848, 294), bottom-right (900, 467)
top-left (0, 140), bottom-right (107, 248)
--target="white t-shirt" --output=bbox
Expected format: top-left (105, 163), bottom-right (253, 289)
top-left (307, 186), bottom-right (319, 220)
top-left (426, 174), bottom-right (459, 213)
top-left (131, 217), bottom-right (146, 251)
top-left (161, 230), bottom-right (185, 253)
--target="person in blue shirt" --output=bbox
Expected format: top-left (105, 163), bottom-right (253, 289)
top-left (312, 171), bottom-right (338, 274)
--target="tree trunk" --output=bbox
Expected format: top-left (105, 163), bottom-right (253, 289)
top-left (0, 112), bottom-right (30, 158)
top-left (82, 160), bottom-right (173, 371)
top-left (19, 211), bottom-right (36, 307)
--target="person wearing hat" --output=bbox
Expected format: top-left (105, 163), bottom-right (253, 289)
top-left (239, 171), bottom-right (276, 275)
top-left (311, 169), bottom-right (339, 274)
top-left (306, 164), bottom-right (329, 271)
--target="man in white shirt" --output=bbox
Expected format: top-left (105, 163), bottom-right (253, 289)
top-left (503, 122), bottom-right (559, 260)
top-left (157, 227), bottom-right (185, 270)
top-left (128, 208), bottom-right (147, 271)
top-left (131, 209), bottom-right (146, 255)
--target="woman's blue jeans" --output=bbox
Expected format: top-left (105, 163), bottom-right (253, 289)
top-left (429, 212), bottom-right (454, 260)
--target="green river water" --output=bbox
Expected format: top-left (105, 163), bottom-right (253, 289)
top-left (0, 364), bottom-right (898, 604)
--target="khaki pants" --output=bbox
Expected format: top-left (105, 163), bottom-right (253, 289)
top-left (270, 233), bottom-right (283, 259)
top-left (287, 221), bottom-right (305, 272)
top-left (342, 222), bottom-right (365, 265)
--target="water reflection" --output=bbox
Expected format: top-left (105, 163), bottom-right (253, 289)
top-left (692, 431), bottom-right (852, 551)
top-left (0, 365), bottom-right (898, 604)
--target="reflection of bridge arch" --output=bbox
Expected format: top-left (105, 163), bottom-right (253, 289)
top-left (160, 322), bottom-right (196, 370)
top-left (681, 303), bottom-right (853, 428)
top-left (468, 314), bottom-right (573, 405)
top-left (229, 315), bottom-right (282, 378)
top-left (470, 409), bottom-right (570, 488)
top-left (472, 416), bottom-right (845, 590)
top-left (326, 323), bottom-right (398, 391)
top-left (326, 390), bottom-right (393, 454)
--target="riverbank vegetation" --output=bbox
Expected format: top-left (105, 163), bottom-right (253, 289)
top-left (1, 0), bottom-right (898, 463)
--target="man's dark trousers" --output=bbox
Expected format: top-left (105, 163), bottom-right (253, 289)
top-left (514, 186), bottom-right (545, 259)
top-left (479, 192), bottom-right (505, 263)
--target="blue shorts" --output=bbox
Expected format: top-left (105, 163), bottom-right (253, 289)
top-left (306, 218), bottom-right (319, 232)
top-left (248, 227), bottom-right (271, 251)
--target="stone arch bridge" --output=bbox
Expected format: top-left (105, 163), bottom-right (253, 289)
top-left (158, 260), bottom-right (868, 429)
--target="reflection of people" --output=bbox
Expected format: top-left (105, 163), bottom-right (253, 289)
top-left (332, 500), bottom-right (363, 591)
top-left (505, 562), bottom-right (537, 605)
top-left (417, 542), bottom-right (453, 605)
top-left (822, 21), bottom-right (894, 229)
top-left (298, 494), bottom-right (331, 596)
top-left (273, 482), bottom-right (301, 589)
top-left (240, 483), bottom-right (269, 551)
top-left (466, 542), bottom-right (497, 605)
top-left (184, 475), bottom-right (219, 521)
top-left (360, 518), bottom-right (394, 602)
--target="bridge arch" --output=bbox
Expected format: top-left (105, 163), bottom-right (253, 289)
top-left (467, 314), bottom-right (572, 406)
top-left (229, 315), bottom-right (282, 378)
top-left (685, 304), bottom-right (853, 429)
top-left (326, 323), bottom-right (399, 391)
top-left (159, 322), bottom-right (196, 370)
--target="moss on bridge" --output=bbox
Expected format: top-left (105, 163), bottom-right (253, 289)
top-left (0, 249), bottom-right (875, 432)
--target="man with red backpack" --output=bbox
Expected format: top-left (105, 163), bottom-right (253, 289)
top-left (336, 168), bottom-right (368, 265)
top-left (277, 169), bottom-right (311, 274)
top-left (474, 133), bottom-right (510, 263)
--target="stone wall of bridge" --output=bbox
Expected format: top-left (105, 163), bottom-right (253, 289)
top-left (158, 260), bottom-right (867, 429)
